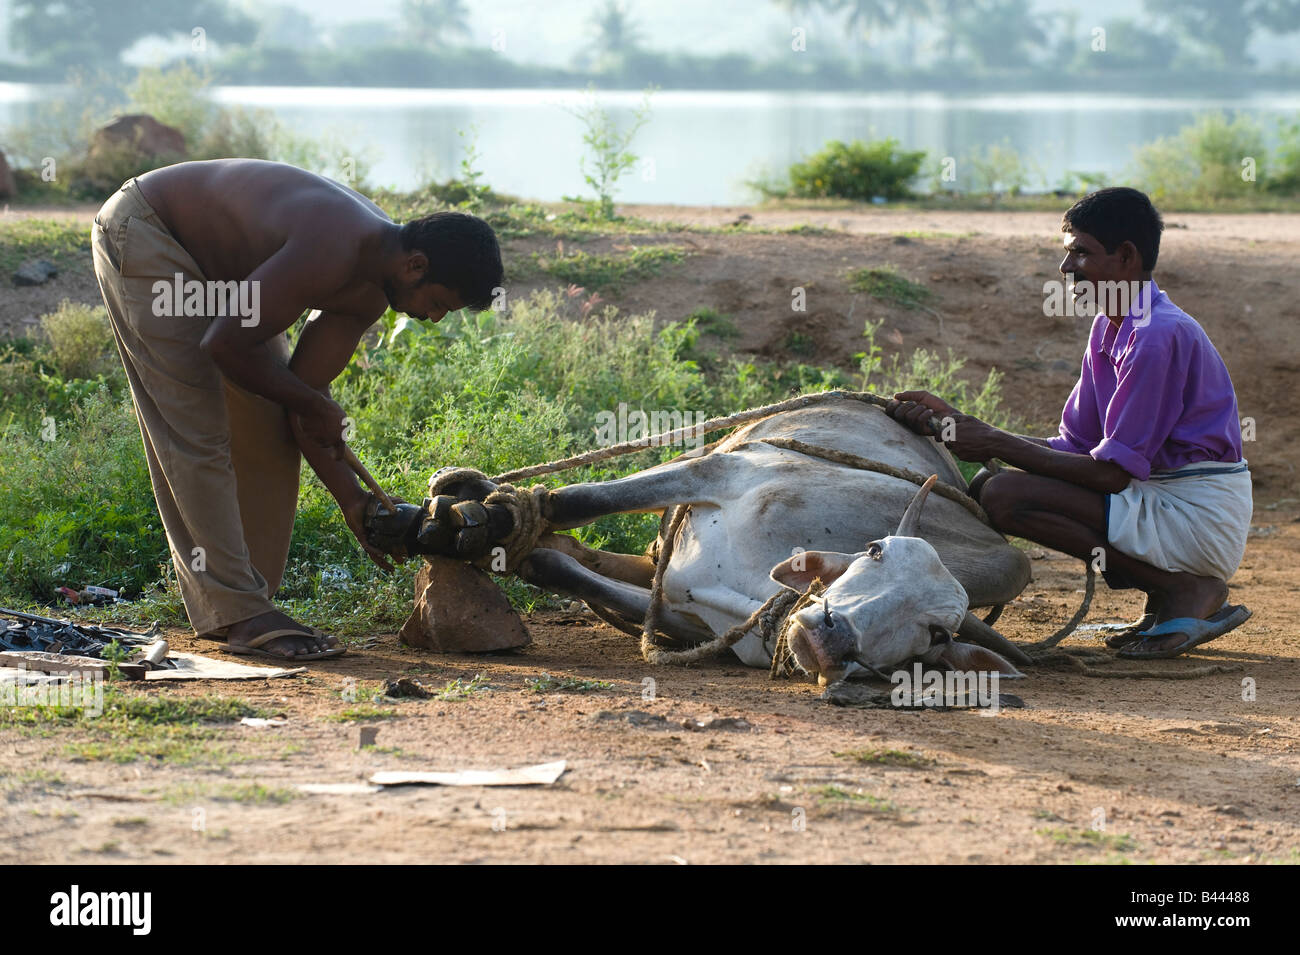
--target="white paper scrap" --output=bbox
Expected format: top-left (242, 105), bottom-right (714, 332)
top-left (369, 759), bottom-right (567, 787)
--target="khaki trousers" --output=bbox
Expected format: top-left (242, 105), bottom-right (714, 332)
top-left (91, 178), bottom-right (301, 634)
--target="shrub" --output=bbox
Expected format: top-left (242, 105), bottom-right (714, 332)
top-left (39, 300), bottom-right (117, 380)
top-left (1267, 119), bottom-right (1300, 195)
top-left (965, 141), bottom-right (1038, 196)
top-left (786, 138), bottom-right (926, 201)
top-left (1133, 112), bottom-right (1268, 203)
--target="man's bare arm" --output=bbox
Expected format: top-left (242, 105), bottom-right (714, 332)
top-left (288, 309), bottom-right (400, 570)
top-left (199, 237), bottom-right (353, 450)
top-left (1011, 434), bottom-right (1053, 449)
top-left (287, 311), bottom-right (376, 502)
top-left (888, 390), bottom-right (1131, 495)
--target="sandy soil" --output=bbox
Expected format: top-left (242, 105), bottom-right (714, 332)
top-left (2, 203), bottom-right (1297, 864)
top-left (2, 512), bottom-right (1297, 865)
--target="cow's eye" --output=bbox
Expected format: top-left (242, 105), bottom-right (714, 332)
top-left (866, 542), bottom-right (883, 560)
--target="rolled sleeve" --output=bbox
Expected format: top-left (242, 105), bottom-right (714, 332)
top-left (1092, 436), bottom-right (1151, 482)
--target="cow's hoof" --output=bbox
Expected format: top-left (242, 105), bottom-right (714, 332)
top-left (363, 499), bottom-right (423, 555)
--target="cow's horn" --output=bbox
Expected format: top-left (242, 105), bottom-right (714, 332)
top-left (894, 474), bottom-right (938, 538)
top-left (956, 611), bottom-right (1033, 667)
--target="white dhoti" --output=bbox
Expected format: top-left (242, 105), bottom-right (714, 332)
top-left (1106, 460), bottom-right (1252, 581)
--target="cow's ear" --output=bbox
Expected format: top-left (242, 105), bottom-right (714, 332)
top-left (936, 640), bottom-right (1024, 678)
top-left (770, 551), bottom-right (857, 592)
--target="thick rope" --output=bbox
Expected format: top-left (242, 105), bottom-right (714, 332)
top-left (479, 484), bottom-right (549, 573)
top-left (750, 437), bottom-right (991, 525)
top-left (490, 390), bottom-right (1000, 484)
top-left (1027, 564), bottom-right (1097, 652)
top-left (426, 468), bottom-right (549, 574)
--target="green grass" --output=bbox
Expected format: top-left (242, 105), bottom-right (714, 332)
top-left (833, 748), bottom-right (932, 768)
top-left (524, 672), bottom-right (614, 694)
top-left (162, 781), bottom-right (298, 805)
top-left (329, 705), bottom-right (403, 722)
top-left (432, 675), bottom-right (491, 701)
top-left (784, 330), bottom-right (816, 356)
top-left (1037, 827), bottom-right (1137, 853)
top-left (686, 306), bottom-right (740, 339)
top-left (0, 218), bottom-right (90, 273)
top-left (534, 244), bottom-right (686, 292)
top-left (810, 785), bottom-right (897, 812)
top-left (847, 265), bottom-right (934, 310)
top-left (1, 686), bottom-right (269, 766)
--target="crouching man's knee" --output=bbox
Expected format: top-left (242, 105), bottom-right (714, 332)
top-left (978, 472), bottom-right (1025, 530)
top-left (967, 467), bottom-right (996, 503)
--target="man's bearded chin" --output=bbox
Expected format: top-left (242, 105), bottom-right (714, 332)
top-left (382, 278), bottom-right (411, 311)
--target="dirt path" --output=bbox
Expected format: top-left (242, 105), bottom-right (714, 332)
top-left (3, 510), bottom-right (1297, 865)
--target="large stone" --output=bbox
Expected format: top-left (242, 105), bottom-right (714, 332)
top-left (0, 149), bottom-right (15, 199)
top-left (89, 114), bottom-right (186, 161)
top-left (13, 259), bottom-right (58, 286)
top-left (399, 557), bottom-right (530, 652)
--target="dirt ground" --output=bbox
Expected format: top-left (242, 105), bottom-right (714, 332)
top-left (2, 514), bottom-right (1298, 864)
top-left (2, 203), bottom-right (1297, 864)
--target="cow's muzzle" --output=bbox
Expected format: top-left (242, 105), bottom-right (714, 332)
top-left (786, 609), bottom-right (855, 686)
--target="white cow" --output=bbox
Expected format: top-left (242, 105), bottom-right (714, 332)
top-left (371, 397), bottom-right (1033, 685)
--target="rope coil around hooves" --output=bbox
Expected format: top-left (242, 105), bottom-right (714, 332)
top-left (426, 467), bottom-right (551, 575)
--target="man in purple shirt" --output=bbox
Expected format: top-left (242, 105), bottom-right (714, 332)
top-left (887, 188), bottom-right (1251, 659)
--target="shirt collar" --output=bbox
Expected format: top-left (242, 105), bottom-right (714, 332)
top-left (1097, 279), bottom-right (1161, 361)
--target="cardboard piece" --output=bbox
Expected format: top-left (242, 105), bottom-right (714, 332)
top-left (143, 651), bottom-right (306, 681)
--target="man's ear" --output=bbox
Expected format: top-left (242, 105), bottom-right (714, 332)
top-left (405, 250), bottom-right (429, 281)
top-left (770, 551), bottom-right (857, 592)
top-left (1117, 239), bottom-right (1142, 274)
top-left (936, 640), bottom-right (1024, 678)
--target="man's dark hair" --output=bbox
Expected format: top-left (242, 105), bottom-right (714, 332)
top-left (1061, 186), bottom-right (1164, 272)
top-left (400, 211), bottom-right (504, 311)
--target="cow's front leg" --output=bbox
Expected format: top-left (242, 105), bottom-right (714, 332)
top-left (518, 548), bottom-right (714, 646)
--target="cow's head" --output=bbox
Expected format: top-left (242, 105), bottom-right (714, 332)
top-left (769, 475), bottom-right (1022, 685)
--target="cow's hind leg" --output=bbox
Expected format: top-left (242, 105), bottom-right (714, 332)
top-left (518, 548), bottom-right (713, 646)
top-left (544, 452), bottom-right (740, 529)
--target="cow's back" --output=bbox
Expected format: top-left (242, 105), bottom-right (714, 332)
top-left (715, 397), bottom-right (967, 488)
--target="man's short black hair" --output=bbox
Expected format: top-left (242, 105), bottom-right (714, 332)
top-left (1061, 187), bottom-right (1164, 272)
top-left (400, 211), bottom-right (504, 311)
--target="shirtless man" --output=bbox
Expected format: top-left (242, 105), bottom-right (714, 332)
top-left (887, 187), bottom-right (1251, 659)
top-left (91, 159), bottom-right (503, 660)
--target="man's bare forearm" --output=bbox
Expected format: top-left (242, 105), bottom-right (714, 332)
top-left (987, 432), bottom-right (1132, 494)
top-left (1012, 434), bottom-right (1053, 449)
top-left (204, 339), bottom-right (326, 417)
top-left (289, 413), bottom-right (365, 506)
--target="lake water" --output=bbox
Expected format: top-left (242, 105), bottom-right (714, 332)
top-left (3, 83), bottom-right (1298, 204)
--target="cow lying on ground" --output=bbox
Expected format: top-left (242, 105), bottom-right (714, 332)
top-left (367, 396), bottom-right (1034, 685)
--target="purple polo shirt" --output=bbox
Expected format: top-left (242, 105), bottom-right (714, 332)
top-left (1048, 280), bottom-right (1243, 482)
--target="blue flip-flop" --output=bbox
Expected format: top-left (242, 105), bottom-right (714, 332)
top-left (1117, 604), bottom-right (1252, 660)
